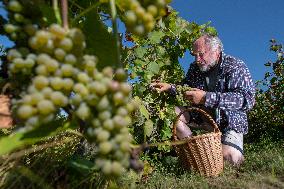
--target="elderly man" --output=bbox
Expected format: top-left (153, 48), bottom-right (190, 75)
top-left (151, 34), bottom-right (256, 166)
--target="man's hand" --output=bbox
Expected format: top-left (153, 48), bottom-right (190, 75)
top-left (150, 82), bottom-right (171, 92)
top-left (185, 88), bottom-right (206, 105)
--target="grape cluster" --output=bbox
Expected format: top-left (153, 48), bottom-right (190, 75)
top-left (122, 0), bottom-right (170, 36)
top-left (4, 0), bottom-right (36, 42)
top-left (175, 84), bottom-right (192, 106)
top-left (5, 0), bottom-right (137, 178)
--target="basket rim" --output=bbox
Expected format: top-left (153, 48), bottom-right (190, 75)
top-left (172, 107), bottom-right (220, 141)
top-left (174, 131), bottom-right (222, 142)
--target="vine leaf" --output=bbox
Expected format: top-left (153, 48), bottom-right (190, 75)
top-left (144, 120), bottom-right (153, 137)
top-left (134, 47), bottom-right (147, 59)
top-left (148, 61), bottom-right (160, 74)
top-left (148, 31), bottom-right (165, 44)
top-left (75, 8), bottom-right (117, 69)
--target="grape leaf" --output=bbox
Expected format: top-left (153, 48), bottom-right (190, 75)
top-left (148, 61), bottom-right (160, 74)
top-left (75, 7), bottom-right (117, 70)
top-left (148, 31), bottom-right (165, 44)
top-left (144, 120), bottom-right (153, 137)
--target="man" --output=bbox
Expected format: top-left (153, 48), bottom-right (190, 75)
top-left (151, 34), bottom-right (256, 166)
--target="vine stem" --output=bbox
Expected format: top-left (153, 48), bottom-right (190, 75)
top-left (52, 0), bottom-right (62, 25)
top-left (109, 0), bottom-right (121, 67)
top-left (61, 0), bottom-right (69, 29)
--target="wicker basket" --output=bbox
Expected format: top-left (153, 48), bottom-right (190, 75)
top-left (173, 107), bottom-right (223, 177)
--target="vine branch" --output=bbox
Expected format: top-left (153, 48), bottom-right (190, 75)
top-left (109, 0), bottom-right (121, 67)
top-left (61, 0), bottom-right (69, 29)
top-left (52, 0), bottom-right (62, 25)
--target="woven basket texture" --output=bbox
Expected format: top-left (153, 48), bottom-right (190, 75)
top-left (173, 107), bottom-right (223, 177)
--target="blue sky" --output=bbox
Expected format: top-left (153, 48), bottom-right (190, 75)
top-left (170, 0), bottom-right (284, 81)
top-left (1, 1), bottom-right (283, 82)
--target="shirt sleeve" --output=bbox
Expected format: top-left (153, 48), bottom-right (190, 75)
top-left (205, 64), bottom-right (256, 111)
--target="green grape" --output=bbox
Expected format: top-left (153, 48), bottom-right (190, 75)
top-left (36, 30), bottom-right (50, 46)
top-left (85, 94), bottom-right (99, 106)
top-left (59, 38), bottom-right (73, 52)
top-left (102, 161), bottom-right (112, 175)
top-left (103, 119), bottom-right (114, 131)
top-left (114, 68), bottom-right (127, 81)
top-left (49, 24), bottom-right (66, 39)
top-left (13, 58), bottom-right (24, 69)
top-left (97, 96), bottom-right (109, 111)
top-left (35, 64), bottom-right (48, 76)
top-left (33, 75), bottom-right (49, 90)
top-left (36, 54), bottom-right (51, 65)
top-left (111, 161), bottom-right (124, 176)
top-left (17, 104), bottom-right (33, 119)
top-left (76, 103), bottom-right (90, 120)
top-left (98, 111), bottom-right (111, 121)
top-left (102, 66), bottom-right (113, 78)
top-left (27, 85), bottom-right (38, 93)
top-left (37, 99), bottom-right (55, 115)
top-left (96, 130), bottom-right (110, 142)
top-left (120, 83), bottom-right (132, 95)
top-left (22, 95), bottom-right (32, 105)
top-left (147, 5), bottom-right (158, 16)
top-left (8, 0), bottom-right (22, 12)
top-left (26, 116), bottom-right (39, 127)
top-left (92, 118), bottom-right (101, 128)
top-left (62, 78), bottom-right (74, 91)
top-left (14, 13), bottom-right (24, 22)
top-left (64, 54), bottom-right (77, 64)
top-left (29, 37), bottom-right (40, 49)
top-left (54, 48), bottom-right (66, 61)
top-left (4, 24), bottom-right (18, 34)
top-left (41, 87), bottom-right (53, 98)
top-left (70, 94), bottom-right (82, 106)
top-left (30, 93), bottom-right (44, 105)
top-left (61, 64), bottom-right (74, 77)
top-left (133, 25), bottom-right (145, 36)
top-left (88, 81), bottom-right (107, 96)
top-left (125, 11), bottom-right (137, 25)
top-left (24, 58), bottom-right (35, 68)
top-left (116, 107), bottom-right (128, 117)
top-left (84, 59), bottom-right (96, 72)
top-left (73, 83), bottom-right (89, 97)
top-left (7, 49), bottom-right (22, 61)
top-left (50, 77), bottom-right (63, 90)
top-left (77, 72), bottom-right (89, 84)
top-left (120, 141), bottom-right (130, 152)
top-left (99, 141), bottom-right (112, 155)
top-left (113, 92), bottom-right (125, 105)
top-left (45, 59), bottom-right (59, 73)
top-left (113, 115), bottom-right (127, 129)
top-left (50, 91), bottom-right (68, 107)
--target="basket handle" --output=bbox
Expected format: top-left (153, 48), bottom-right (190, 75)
top-left (172, 107), bottom-right (220, 140)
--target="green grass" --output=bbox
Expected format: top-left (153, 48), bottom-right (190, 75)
top-left (119, 140), bottom-right (284, 189)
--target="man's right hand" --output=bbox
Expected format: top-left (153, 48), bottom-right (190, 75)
top-left (150, 82), bottom-right (171, 92)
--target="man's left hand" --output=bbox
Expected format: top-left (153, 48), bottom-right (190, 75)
top-left (185, 88), bottom-right (206, 105)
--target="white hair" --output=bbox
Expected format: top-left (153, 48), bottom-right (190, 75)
top-left (198, 34), bottom-right (224, 52)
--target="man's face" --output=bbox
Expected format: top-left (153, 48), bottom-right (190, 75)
top-left (192, 37), bottom-right (220, 72)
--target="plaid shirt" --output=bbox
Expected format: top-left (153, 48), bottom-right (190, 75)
top-left (173, 53), bottom-right (256, 134)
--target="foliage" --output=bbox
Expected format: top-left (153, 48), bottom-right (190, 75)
top-left (247, 39), bottom-right (284, 143)
top-left (125, 9), bottom-right (217, 149)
